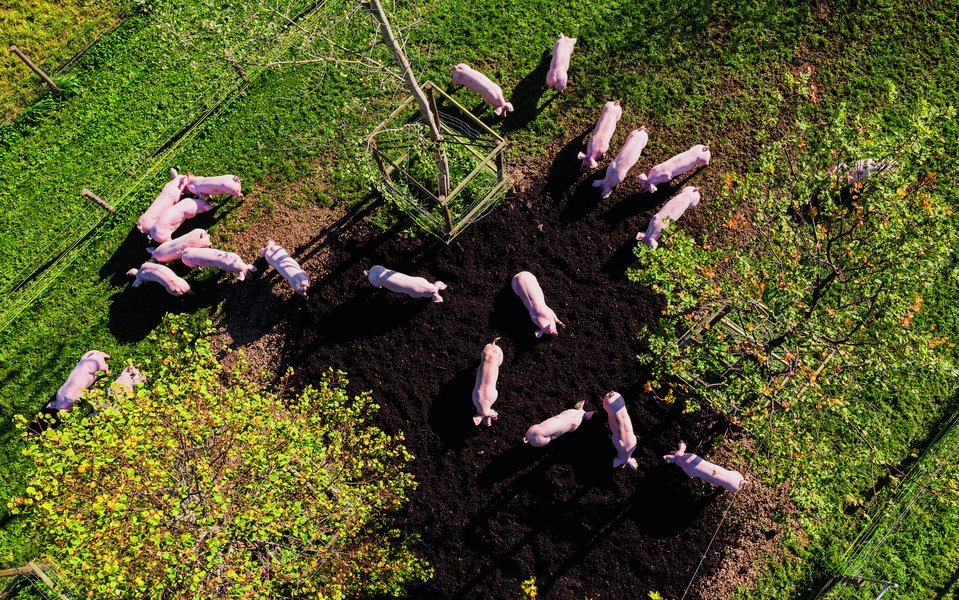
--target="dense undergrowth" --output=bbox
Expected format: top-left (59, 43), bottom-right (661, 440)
top-left (1, 0), bottom-right (958, 596)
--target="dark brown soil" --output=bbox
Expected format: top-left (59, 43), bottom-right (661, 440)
top-left (206, 138), bottom-right (795, 599)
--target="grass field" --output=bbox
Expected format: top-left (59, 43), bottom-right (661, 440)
top-left (1, 0), bottom-right (959, 595)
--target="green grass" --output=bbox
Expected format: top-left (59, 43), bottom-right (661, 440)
top-left (0, 0), bottom-right (958, 595)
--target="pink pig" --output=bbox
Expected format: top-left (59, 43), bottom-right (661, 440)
top-left (146, 228), bottom-right (212, 263)
top-left (137, 170), bottom-right (190, 234)
top-left (546, 34), bottom-right (576, 91)
top-left (524, 401), bottom-right (595, 446)
top-left (637, 144), bottom-right (711, 193)
top-left (186, 173), bottom-right (243, 200)
top-left (828, 158), bottom-right (895, 183)
top-left (149, 198), bottom-right (214, 243)
top-left (664, 440), bottom-right (746, 492)
top-left (577, 101), bottom-right (622, 171)
top-left (89, 365), bottom-right (147, 416)
top-left (592, 128), bottom-right (649, 198)
top-left (365, 265), bottom-right (447, 302)
top-left (261, 238), bottom-right (310, 297)
top-left (126, 262), bottom-right (192, 296)
top-left (452, 63), bottom-right (514, 116)
top-left (181, 247), bottom-right (257, 281)
top-left (603, 391), bottom-right (638, 469)
top-left (512, 271), bottom-right (564, 337)
top-left (472, 337), bottom-right (504, 426)
top-left (637, 186), bottom-right (701, 249)
top-left (47, 350), bottom-right (111, 411)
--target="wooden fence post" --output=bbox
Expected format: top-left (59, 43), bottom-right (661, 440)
top-left (82, 189), bottom-right (115, 214)
top-left (9, 45), bottom-right (60, 90)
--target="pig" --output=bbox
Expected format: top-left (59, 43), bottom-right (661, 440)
top-left (592, 128), bottom-right (649, 198)
top-left (452, 63), bottom-right (514, 116)
top-left (89, 365), bottom-right (147, 416)
top-left (471, 337), bottom-right (504, 426)
top-left (261, 238), bottom-right (310, 297)
top-left (186, 173), bottom-right (243, 200)
top-left (365, 265), bottom-right (447, 302)
top-left (636, 186), bottom-right (701, 249)
top-left (47, 350), bottom-right (111, 411)
top-left (546, 34), bottom-right (577, 92)
top-left (577, 101), bottom-right (622, 171)
top-left (603, 391), bottom-right (638, 469)
top-left (637, 144), bottom-right (711, 193)
top-left (524, 401), bottom-right (595, 446)
top-left (136, 170), bottom-right (190, 235)
top-left (828, 158), bottom-right (895, 183)
top-left (146, 228), bottom-right (212, 263)
top-left (180, 247), bottom-right (257, 281)
top-left (512, 271), bottom-right (564, 337)
top-left (664, 440), bottom-right (746, 492)
top-left (126, 262), bottom-right (192, 296)
top-left (149, 197), bottom-right (214, 243)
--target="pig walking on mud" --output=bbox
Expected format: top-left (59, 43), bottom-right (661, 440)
top-left (366, 265), bottom-right (447, 302)
top-left (47, 350), bottom-right (111, 411)
top-left (636, 186), bottom-right (702, 249)
top-left (261, 238), bottom-right (310, 297)
top-left (637, 144), bottom-right (711, 194)
top-left (664, 440), bottom-right (747, 492)
top-left (512, 271), bottom-right (564, 337)
top-left (577, 101), bottom-right (622, 171)
top-left (186, 173), bottom-right (243, 200)
top-left (592, 128), bottom-right (649, 198)
top-left (524, 401), bottom-right (595, 446)
top-left (603, 391), bottom-right (638, 469)
top-left (126, 262), bottom-right (192, 296)
top-left (472, 337), bottom-right (504, 426)
top-left (452, 63), bottom-right (514, 116)
top-left (149, 197), bottom-right (214, 244)
top-left (180, 247), bottom-right (257, 281)
top-left (545, 34), bottom-right (576, 92)
top-left (146, 229), bottom-right (211, 263)
top-left (137, 169), bottom-right (189, 235)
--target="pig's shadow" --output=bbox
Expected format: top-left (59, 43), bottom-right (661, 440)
top-left (629, 460), bottom-right (722, 537)
top-left (488, 283), bottom-right (540, 358)
top-left (500, 50), bottom-right (557, 133)
top-left (429, 366), bottom-right (481, 450)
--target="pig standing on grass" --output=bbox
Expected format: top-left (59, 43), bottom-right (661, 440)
top-left (149, 197), bottom-right (214, 243)
top-left (261, 238), bottom-right (310, 297)
top-left (181, 247), bottom-right (257, 281)
top-left (452, 63), bottom-right (514, 116)
top-left (471, 337), bottom-right (504, 426)
top-left (146, 229), bottom-right (211, 263)
top-left (577, 101), bottom-right (622, 171)
top-left (828, 159), bottom-right (895, 183)
top-left (636, 186), bottom-right (701, 249)
top-left (524, 401), bottom-right (595, 446)
top-left (512, 271), bottom-right (564, 337)
top-left (89, 365), bottom-right (147, 416)
top-left (47, 350), bottom-right (111, 412)
top-left (126, 262), bottom-right (192, 296)
top-left (603, 391), bottom-right (638, 469)
top-left (546, 34), bottom-right (577, 92)
top-left (366, 265), bottom-right (447, 302)
top-left (137, 170), bottom-right (189, 235)
top-left (592, 128), bottom-right (649, 198)
top-left (637, 144), bottom-right (711, 193)
top-left (186, 173), bottom-right (243, 200)
top-left (664, 440), bottom-right (746, 492)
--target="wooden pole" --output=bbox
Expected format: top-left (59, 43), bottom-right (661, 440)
top-left (82, 188), bottom-right (116, 213)
top-left (9, 46), bottom-right (59, 90)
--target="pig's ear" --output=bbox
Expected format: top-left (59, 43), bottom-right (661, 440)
top-left (584, 411), bottom-right (596, 420)
top-left (473, 416), bottom-right (483, 426)
top-left (663, 454), bottom-right (675, 462)
top-left (627, 458), bottom-right (639, 470)
top-left (574, 400), bottom-right (585, 410)
top-left (577, 151), bottom-right (586, 160)
top-left (523, 436), bottom-right (529, 444)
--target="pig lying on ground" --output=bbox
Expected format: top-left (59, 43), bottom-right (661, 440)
top-left (512, 271), bottom-right (564, 337)
top-left (149, 198), bottom-right (214, 243)
top-left (524, 401), bottom-right (595, 446)
top-left (637, 144), bottom-right (711, 193)
top-left (546, 34), bottom-right (576, 91)
top-left (592, 128), bottom-right (649, 198)
top-left (637, 186), bottom-right (701, 249)
top-left (47, 350), bottom-right (111, 411)
top-left (89, 365), bottom-right (147, 416)
top-left (828, 158), bottom-right (896, 183)
top-left (366, 265), bottom-right (447, 302)
top-left (603, 391), bottom-right (638, 469)
top-left (577, 101), bottom-right (622, 171)
top-left (127, 262), bottom-right (192, 296)
top-left (472, 338), bottom-right (503, 426)
top-left (146, 229), bottom-right (211, 263)
top-left (261, 238), bottom-right (310, 297)
top-left (664, 440), bottom-right (746, 492)
top-left (186, 173), bottom-right (243, 200)
top-left (452, 63), bottom-right (514, 116)
top-left (137, 170), bottom-right (190, 235)
top-left (181, 247), bottom-right (257, 281)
